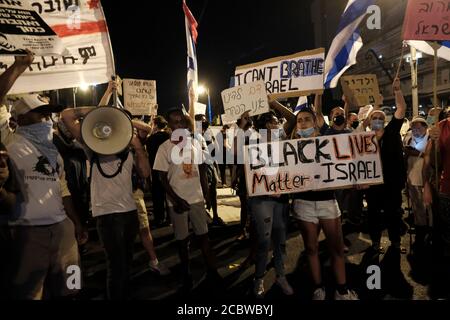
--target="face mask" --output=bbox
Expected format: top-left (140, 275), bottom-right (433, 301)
top-left (371, 119), bottom-right (385, 131)
top-left (297, 127), bottom-right (315, 138)
top-left (426, 115), bottom-right (437, 126)
top-left (412, 129), bottom-right (425, 139)
top-left (351, 121), bottom-right (359, 129)
top-left (333, 115), bottom-right (346, 126)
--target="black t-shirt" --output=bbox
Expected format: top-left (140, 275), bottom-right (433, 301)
top-left (146, 131), bottom-right (170, 168)
top-left (377, 117), bottom-right (406, 189)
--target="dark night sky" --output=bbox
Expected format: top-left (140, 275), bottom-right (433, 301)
top-left (102, 0), bottom-right (314, 116)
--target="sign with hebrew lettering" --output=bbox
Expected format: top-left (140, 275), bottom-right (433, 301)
top-left (0, 0), bottom-right (65, 55)
top-left (340, 74), bottom-right (381, 107)
top-left (234, 48), bottom-right (325, 100)
top-left (403, 0), bottom-right (450, 40)
top-left (194, 102), bottom-right (206, 115)
top-left (244, 132), bottom-right (384, 197)
top-left (221, 81), bottom-right (269, 121)
top-left (123, 79), bottom-right (157, 115)
top-left (0, 0), bottom-right (114, 94)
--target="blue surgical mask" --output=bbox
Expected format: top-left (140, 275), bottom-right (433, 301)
top-left (426, 115), bottom-right (437, 126)
top-left (297, 127), bottom-right (315, 138)
top-left (371, 119), bottom-right (385, 131)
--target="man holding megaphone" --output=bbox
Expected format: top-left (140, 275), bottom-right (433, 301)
top-left (61, 101), bottom-right (150, 300)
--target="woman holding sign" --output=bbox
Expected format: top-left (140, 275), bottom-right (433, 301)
top-left (249, 112), bottom-right (294, 298)
top-left (291, 103), bottom-right (358, 300)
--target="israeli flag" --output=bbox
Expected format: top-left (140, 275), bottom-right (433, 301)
top-left (294, 96), bottom-right (308, 115)
top-left (407, 41), bottom-right (450, 61)
top-left (324, 0), bottom-right (375, 89)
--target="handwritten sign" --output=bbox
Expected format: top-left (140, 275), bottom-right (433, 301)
top-left (403, 0), bottom-right (450, 40)
top-left (221, 80), bottom-right (269, 121)
top-left (0, 0), bottom-right (65, 55)
top-left (234, 48), bottom-right (325, 100)
top-left (244, 132), bottom-right (384, 197)
top-left (194, 102), bottom-right (206, 115)
top-left (123, 79), bottom-right (157, 116)
top-left (340, 74), bottom-right (381, 107)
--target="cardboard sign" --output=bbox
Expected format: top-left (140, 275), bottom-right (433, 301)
top-left (0, 0), bottom-right (65, 55)
top-left (221, 80), bottom-right (269, 121)
top-left (403, 0), bottom-right (450, 41)
top-left (123, 79), bottom-right (157, 115)
top-left (340, 74), bottom-right (381, 107)
top-left (244, 132), bottom-right (384, 197)
top-left (194, 102), bottom-right (207, 115)
top-left (234, 48), bottom-right (325, 100)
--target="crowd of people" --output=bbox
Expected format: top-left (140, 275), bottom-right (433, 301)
top-left (1, 51), bottom-right (450, 301)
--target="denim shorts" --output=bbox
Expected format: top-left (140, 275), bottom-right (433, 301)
top-left (293, 199), bottom-right (341, 224)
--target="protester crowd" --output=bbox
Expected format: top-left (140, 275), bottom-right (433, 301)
top-left (1, 51), bottom-right (450, 301)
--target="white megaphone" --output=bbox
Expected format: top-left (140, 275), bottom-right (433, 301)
top-left (81, 106), bottom-right (133, 155)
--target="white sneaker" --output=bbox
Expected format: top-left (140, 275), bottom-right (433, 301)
top-left (276, 276), bottom-right (294, 295)
top-left (149, 260), bottom-right (171, 276)
top-left (253, 278), bottom-right (265, 298)
top-left (312, 287), bottom-right (326, 300)
top-left (334, 289), bottom-right (359, 300)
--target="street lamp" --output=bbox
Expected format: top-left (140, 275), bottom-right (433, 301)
top-left (197, 84), bottom-right (212, 123)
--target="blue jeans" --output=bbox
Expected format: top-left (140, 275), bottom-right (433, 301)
top-left (250, 197), bottom-right (288, 279)
top-left (97, 211), bottom-right (138, 300)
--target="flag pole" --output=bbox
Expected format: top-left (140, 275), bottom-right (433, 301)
top-left (432, 42), bottom-right (439, 189)
top-left (409, 46), bottom-right (419, 117)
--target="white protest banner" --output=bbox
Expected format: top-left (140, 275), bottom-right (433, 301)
top-left (194, 102), bottom-right (206, 115)
top-left (0, 0), bottom-right (114, 94)
top-left (340, 74), bottom-right (382, 107)
top-left (123, 79), bottom-right (157, 115)
top-left (221, 80), bottom-right (269, 121)
top-left (244, 132), bottom-right (383, 197)
top-left (0, 0), bottom-right (65, 56)
top-left (234, 48), bottom-right (325, 100)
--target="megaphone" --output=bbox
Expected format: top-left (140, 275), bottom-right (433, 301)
top-left (81, 107), bottom-right (133, 155)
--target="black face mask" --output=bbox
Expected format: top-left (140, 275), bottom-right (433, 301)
top-left (351, 120), bottom-right (359, 129)
top-left (333, 115), bottom-right (346, 126)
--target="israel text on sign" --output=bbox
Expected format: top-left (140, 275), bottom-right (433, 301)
top-left (244, 132), bottom-right (384, 197)
top-left (234, 48), bottom-right (325, 100)
top-left (403, 0), bottom-right (450, 41)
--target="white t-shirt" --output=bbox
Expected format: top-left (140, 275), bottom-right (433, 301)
top-left (90, 152), bottom-right (137, 217)
top-left (7, 135), bottom-right (69, 226)
top-left (153, 139), bottom-right (205, 206)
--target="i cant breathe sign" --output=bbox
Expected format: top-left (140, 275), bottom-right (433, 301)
top-left (244, 132), bottom-right (384, 197)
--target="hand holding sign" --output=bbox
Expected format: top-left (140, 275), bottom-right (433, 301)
top-left (13, 49), bottom-right (34, 67)
top-left (221, 81), bottom-right (269, 121)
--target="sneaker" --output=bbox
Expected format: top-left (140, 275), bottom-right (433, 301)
top-left (253, 278), bottom-right (265, 298)
top-left (276, 276), bottom-right (294, 295)
top-left (334, 289), bottom-right (359, 300)
top-left (149, 260), bottom-right (171, 276)
top-left (312, 287), bottom-right (326, 300)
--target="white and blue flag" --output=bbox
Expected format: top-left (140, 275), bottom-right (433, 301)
top-left (294, 96), bottom-right (308, 115)
top-left (407, 41), bottom-right (450, 61)
top-left (324, 0), bottom-right (375, 89)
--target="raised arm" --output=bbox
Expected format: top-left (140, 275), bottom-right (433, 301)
top-left (0, 50), bottom-right (34, 103)
top-left (98, 80), bottom-right (117, 106)
top-left (269, 99), bottom-right (295, 135)
top-left (393, 78), bottom-right (406, 119)
top-left (312, 93), bottom-right (325, 128)
top-left (60, 107), bottom-right (94, 142)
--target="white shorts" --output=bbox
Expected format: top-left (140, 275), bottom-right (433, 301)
top-left (293, 199), bottom-right (341, 224)
top-left (168, 202), bottom-right (208, 240)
